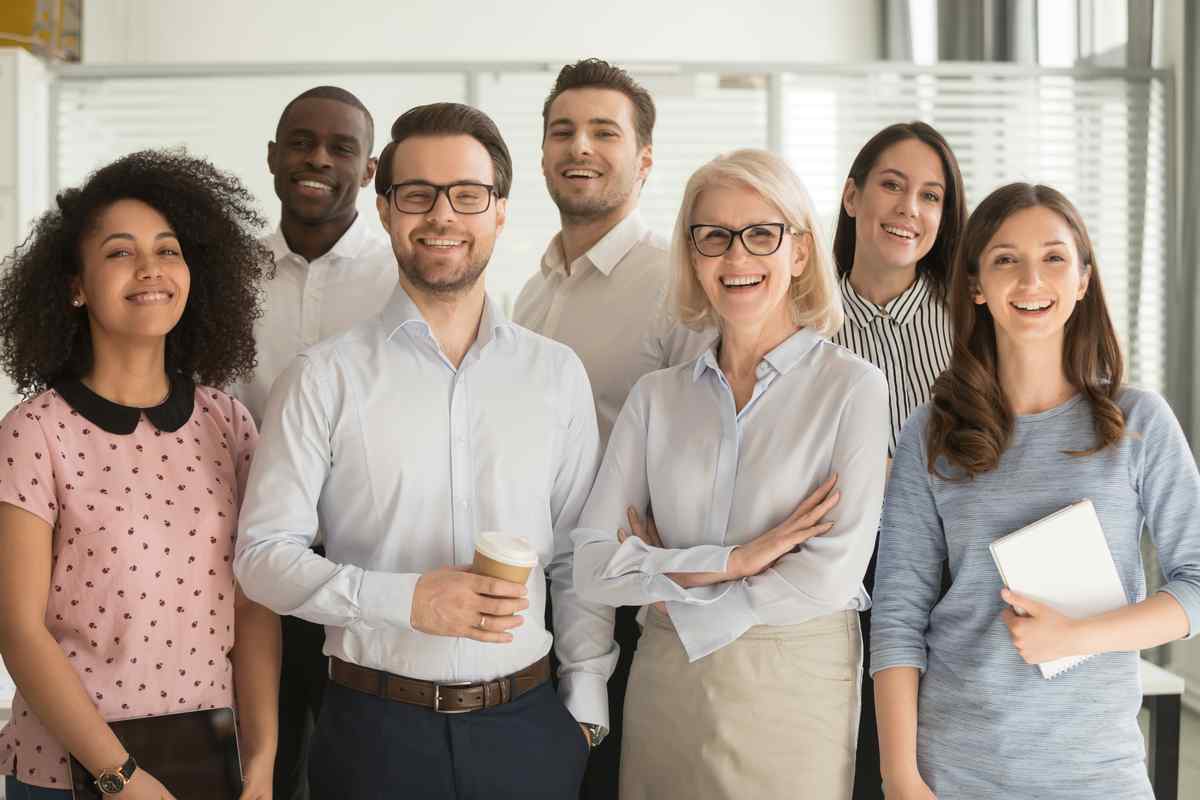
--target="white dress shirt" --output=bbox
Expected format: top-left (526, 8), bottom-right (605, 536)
top-left (231, 214), bottom-right (397, 424)
top-left (572, 328), bottom-right (890, 662)
top-left (234, 285), bottom-right (616, 727)
top-left (514, 211), bottom-right (713, 447)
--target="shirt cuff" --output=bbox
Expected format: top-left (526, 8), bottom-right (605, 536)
top-left (667, 581), bottom-right (758, 662)
top-left (558, 670), bottom-right (610, 730)
top-left (357, 570), bottom-right (421, 631)
top-left (634, 540), bottom-right (733, 576)
top-left (1159, 581), bottom-right (1200, 640)
top-left (868, 645), bottom-right (929, 677)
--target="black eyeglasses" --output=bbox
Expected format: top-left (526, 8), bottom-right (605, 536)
top-left (386, 181), bottom-right (497, 215)
top-left (688, 222), bottom-right (801, 258)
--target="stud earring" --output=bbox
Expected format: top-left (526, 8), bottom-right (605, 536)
top-left (72, 299), bottom-right (84, 307)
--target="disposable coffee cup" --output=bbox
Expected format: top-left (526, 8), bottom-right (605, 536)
top-left (471, 532), bottom-right (538, 586)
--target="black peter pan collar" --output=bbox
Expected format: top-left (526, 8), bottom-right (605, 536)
top-left (53, 373), bottom-right (196, 435)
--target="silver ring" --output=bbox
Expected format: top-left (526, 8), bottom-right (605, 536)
top-left (479, 615), bottom-right (487, 630)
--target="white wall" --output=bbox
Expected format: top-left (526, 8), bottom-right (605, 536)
top-left (80, 0), bottom-right (882, 65)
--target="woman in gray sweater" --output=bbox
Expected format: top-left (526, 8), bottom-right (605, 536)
top-left (871, 183), bottom-right (1200, 799)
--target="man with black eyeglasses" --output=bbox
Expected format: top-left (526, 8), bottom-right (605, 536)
top-left (230, 85), bottom-right (395, 800)
top-left (235, 102), bottom-right (616, 799)
top-left (514, 59), bottom-right (710, 799)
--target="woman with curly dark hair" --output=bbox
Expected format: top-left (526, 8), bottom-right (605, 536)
top-left (871, 184), bottom-right (1200, 799)
top-left (0, 150), bottom-right (279, 800)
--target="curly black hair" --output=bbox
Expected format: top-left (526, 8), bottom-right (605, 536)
top-left (0, 149), bottom-right (271, 397)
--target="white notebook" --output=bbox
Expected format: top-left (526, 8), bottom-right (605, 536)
top-left (988, 499), bottom-right (1129, 679)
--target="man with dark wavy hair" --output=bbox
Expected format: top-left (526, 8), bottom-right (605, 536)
top-left (237, 102), bottom-right (615, 798)
top-left (231, 84), bottom-right (396, 800)
top-left (515, 59), bottom-right (710, 798)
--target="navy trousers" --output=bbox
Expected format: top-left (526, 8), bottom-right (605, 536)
top-left (4, 776), bottom-right (71, 799)
top-left (273, 612), bottom-right (327, 800)
top-left (853, 548), bottom-right (883, 800)
top-left (309, 679), bottom-right (589, 799)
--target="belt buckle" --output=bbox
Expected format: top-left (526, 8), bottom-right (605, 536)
top-left (433, 680), bottom-right (474, 714)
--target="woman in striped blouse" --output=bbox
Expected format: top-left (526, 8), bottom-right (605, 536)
top-left (830, 121), bottom-right (967, 800)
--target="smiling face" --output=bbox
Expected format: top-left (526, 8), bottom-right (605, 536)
top-left (843, 138), bottom-right (946, 274)
top-left (268, 97), bottom-right (375, 227)
top-left (690, 182), bottom-right (809, 332)
top-left (541, 87), bottom-right (651, 224)
top-left (972, 205), bottom-right (1090, 355)
top-left (74, 198), bottom-right (191, 346)
top-left (375, 134), bottom-right (506, 298)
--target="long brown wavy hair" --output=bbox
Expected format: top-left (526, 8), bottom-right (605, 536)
top-left (926, 183), bottom-right (1125, 479)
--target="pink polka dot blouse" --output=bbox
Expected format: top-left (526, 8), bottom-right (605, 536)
top-left (0, 377), bottom-right (257, 789)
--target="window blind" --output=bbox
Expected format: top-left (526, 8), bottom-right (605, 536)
top-left (52, 63), bottom-right (1169, 392)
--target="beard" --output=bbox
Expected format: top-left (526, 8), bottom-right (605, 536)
top-left (547, 177), bottom-right (635, 225)
top-left (395, 242), bottom-right (492, 298)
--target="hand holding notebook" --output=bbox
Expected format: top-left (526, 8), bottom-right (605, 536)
top-left (989, 499), bottom-right (1129, 679)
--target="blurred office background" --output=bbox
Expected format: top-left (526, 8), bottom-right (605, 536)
top-left (0, 0), bottom-right (1198, 791)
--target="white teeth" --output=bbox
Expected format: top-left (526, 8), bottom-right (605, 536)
top-left (721, 275), bottom-right (764, 287)
top-left (298, 180), bottom-right (332, 191)
top-left (1013, 300), bottom-right (1052, 311)
top-left (564, 169), bottom-right (599, 178)
top-left (421, 238), bottom-right (464, 248)
top-left (128, 291), bottom-right (171, 304)
top-left (883, 224), bottom-right (917, 240)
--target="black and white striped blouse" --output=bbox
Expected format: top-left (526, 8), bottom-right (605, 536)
top-left (831, 273), bottom-right (952, 456)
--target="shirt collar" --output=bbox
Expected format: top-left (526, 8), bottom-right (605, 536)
top-left (839, 272), bottom-right (931, 327)
top-left (691, 327), bottom-right (823, 383)
top-left (52, 372), bottom-right (196, 435)
top-left (380, 283), bottom-right (513, 350)
top-left (266, 213), bottom-right (375, 265)
top-left (539, 210), bottom-right (649, 278)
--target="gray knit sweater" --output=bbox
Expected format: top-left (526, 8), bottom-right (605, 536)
top-left (871, 388), bottom-right (1200, 798)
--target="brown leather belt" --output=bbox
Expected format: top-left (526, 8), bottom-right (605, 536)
top-left (329, 655), bottom-right (551, 713)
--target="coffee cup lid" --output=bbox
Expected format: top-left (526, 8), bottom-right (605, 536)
top-left (475, 531), bottom-right (538, 567)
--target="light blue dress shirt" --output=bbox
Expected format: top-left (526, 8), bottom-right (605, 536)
top-left (234, 284), bottom-right (616, 726)
top-left (572, 327), bottom-right (889, 662)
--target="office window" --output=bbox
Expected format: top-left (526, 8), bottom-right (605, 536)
top-left (53, 63), bottom-right (1168, 391)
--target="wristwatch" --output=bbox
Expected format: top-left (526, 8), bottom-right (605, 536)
top-left (95, 755), bottom-right (137, 794)
top-left (580, 722), bottom-right (608, 749)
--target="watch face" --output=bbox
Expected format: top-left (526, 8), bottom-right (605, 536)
top-left (97, 772), bottom-right (126, 793)
top-left (583, 724), bottom-right (606, 747)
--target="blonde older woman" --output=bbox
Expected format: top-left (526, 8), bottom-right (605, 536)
top-left (572, 149), bottom-right (889, 799)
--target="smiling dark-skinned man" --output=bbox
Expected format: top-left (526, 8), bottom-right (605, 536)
top-left (229, 85), bottom-right (397, 800)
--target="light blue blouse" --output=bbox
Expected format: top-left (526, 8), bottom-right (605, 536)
top-left (572, 327), bottom-right (889, 661)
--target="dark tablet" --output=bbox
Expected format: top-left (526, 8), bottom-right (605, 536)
top-left (70, 707), bottom-right (242, 800)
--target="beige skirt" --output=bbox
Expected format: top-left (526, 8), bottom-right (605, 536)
top-left (620, 608), bottom-right (862, 800)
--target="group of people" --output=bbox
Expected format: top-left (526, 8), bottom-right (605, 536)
top-left (0, 57), bottom-right (1197, 800)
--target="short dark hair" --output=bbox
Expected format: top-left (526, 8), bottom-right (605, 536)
top-left (542, 59), bottom-right (656, 150)
top-left (374, 102), bottom-right (512, 199)
top-left (0, 149), bottom-right (270, 396)
top-left (276, 85), bottom-right (375, 152)
top-left (832, 121), bottom-right (966, 302)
